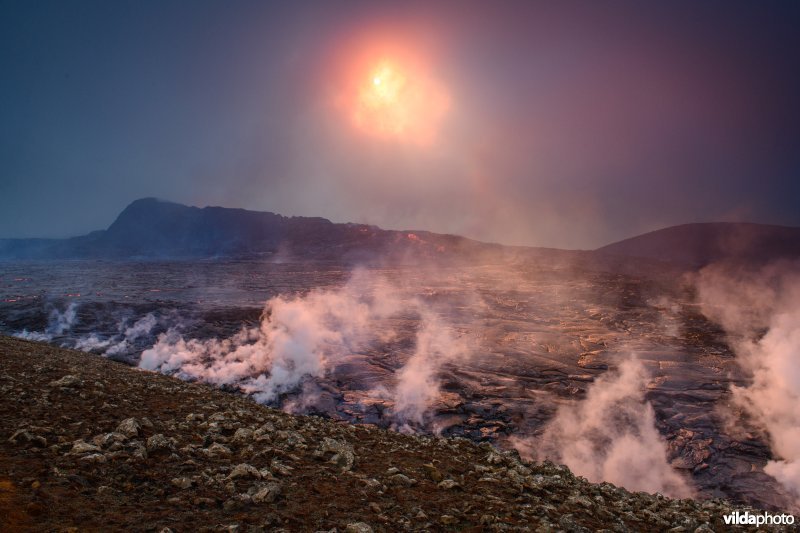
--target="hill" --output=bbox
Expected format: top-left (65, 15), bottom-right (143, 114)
top-left (595, 222), bottom-right (800, 268)
top-left (3, 199), bottom-right (800, 270)
top-left (0, 198), bottom-right (505, 262)
top-left (0, 335), bottom-right (757, 531)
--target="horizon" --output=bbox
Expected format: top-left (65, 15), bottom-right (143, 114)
top-left (2, 1), bottom-right (800, 248)
top-left (5, 195), bottom-right (800, 251)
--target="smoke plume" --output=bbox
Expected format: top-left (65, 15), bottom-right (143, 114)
top-left (15, 302), bottom-right (79, 341)
top-left (14, 304), bottom-right (159, 359)
top-left (393, 310), bottom-right (466, 426)
top-left (513, 357), bottom-right (694, 498)
top-left (139, 270), bottom-right (468, 424)
top-left (695, 262), bottom-right (800, 503)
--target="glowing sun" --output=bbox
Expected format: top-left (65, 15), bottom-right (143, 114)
top-left (350, 58), bottom-right (450, 146)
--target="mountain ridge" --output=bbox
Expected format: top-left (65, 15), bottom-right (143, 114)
top-left (2, 198), bottom-right (800, 268)
top-left (0, 198), bottom-right (504, 262)
top-left (596, 221), bottom-right (800, 267)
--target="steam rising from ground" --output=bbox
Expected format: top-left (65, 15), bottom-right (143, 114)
top-left (139, 270), bottom-right (467, 425)
top-left (76, 314), bottom-right (158, 355)
top-left (695, 262), bottom-right (800, 503)
top-left (513, 357), bottom-right (694, 498)
top-left (13, 303), bottom-right (158, 358)
top-left (15, 302), bottom-right (78, 341)
top-left (9, 268), bottom-right (704, 497)
top-left (393, 311), bottom-right (466, 425)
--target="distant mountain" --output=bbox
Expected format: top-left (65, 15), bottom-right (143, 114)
top-left (0, 198), bottom-right (506, 262)
top-left (596, 222), bottom-right (800, 267)
top-left (3, 200), bottom-right (799, 268)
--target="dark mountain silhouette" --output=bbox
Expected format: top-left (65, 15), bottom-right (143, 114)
top-left (596, 222), bottom-right (800, 267)
top-left (3, 199), bottom-right (799, 268)
top-left (0, 198), bottom-right (504, 261)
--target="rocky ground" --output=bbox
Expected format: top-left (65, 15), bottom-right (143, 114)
top-left (0, 336), bottom-right (770, 532)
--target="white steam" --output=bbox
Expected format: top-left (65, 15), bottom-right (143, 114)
top-left (139, 271), bottom-right (467, 423)
top-left (75, 313), bottom-right (160, 356)
top-left (105, 313), bottom-right (158, 356)
top-left (14, 305), bottom-right (158, 358)
top-left (393, 311), bottom-right (466, 426)
top-left (514, 357), bottom-right (694, 498)
top-left (15, 302), bottom-right (79, 341)
top-left (73, 333), bottom-right (111, 352)
top-left (141, 273), bottom-right (394, 400)
top-left (696, 263), bottom-right (800, 502)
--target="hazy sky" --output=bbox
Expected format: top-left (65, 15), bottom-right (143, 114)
top-left (2, 1), bottom-right (799, 248)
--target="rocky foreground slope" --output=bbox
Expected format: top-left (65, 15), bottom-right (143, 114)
top-left (0, 336), bottom-right (765, 532)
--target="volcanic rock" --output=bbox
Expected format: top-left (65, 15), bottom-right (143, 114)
top-left (115, 417), bottom-right (142, 438)
top-left (0, 336), bottom-right (765, 531)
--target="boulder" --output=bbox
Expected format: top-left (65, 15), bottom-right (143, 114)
top-left (231, 427), bottom-right (254, 445)
top-left (437, 479), bottom-right (460, 490)
top-left (146, 434), bottom-right (175, 453)
top-left (204, 443), bottom-right (232, 458)
top-left (251, 482), bottom-right (282, 503)
top-left (115, 418), bottom-right (142, 438)
top-left (345, 522), bottom-right (373, 533)
top-left (388, 474), bottom-right (416, 487)
top-left (171, 477), bottom-right (194, 490)
top-left (319, 438), bottom-right (356, 471)
top-left (228, 464), bottom-right (261, 480)
top-left (49, 375), bottom-right (81, 388)
top-left (69, 440), bottom-right (102, 455)
top-left (8, 429), bottom-right (47, 448)
top-left (423, 463), bottom-right (443, 482)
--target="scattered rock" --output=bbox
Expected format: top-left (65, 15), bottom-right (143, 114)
top-left (204, 442), bottom-right (232, 458)
top-left (228, 464), bottom-right (261, 480)
top-left (318, 438), bottom-right (356, 471)
top-left (8, 429), bottom-right (47, 448)
top-left (146, 433), bottom-right (175, 453)
top-left (97, 485), bottom-right (116, 497)
top-left (92, 432), bottom-right (127, 448)
top-left (69, 440), bottom-right (102, 455)
top-left (49, 375), bottom-right (81, 388)
top-left (171, 477), bottom-right (194, 490)
top-left (0, 336), bottom-right (767, 532)
top-left (437, 479), bottom-right (460, 490)
top-left (278, 430), bottom-right (306, 449)
top-left (388, 474), bottom-right (416, 487)
top-left (345, 522), bottom-right (373, 533)
top-left (251, 482), bottom-right (282, 503)
top-left (231, 427), bottom-right (253, 444)
top-left (440, 515), bottom-right (458, 525)
top-left (115, 418), bottom-right (142, 438)
top-left (423, 463), bottom-right (443, 482)
top-left (486, 450), bottom-right (504, 465)
top-left (80, 453), bottom-right (107, 463)
top-left (270, 459), bottom-right (293, 477)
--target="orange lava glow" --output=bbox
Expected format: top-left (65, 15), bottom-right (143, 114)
top-left (335, 37), bottom-right (450, 146)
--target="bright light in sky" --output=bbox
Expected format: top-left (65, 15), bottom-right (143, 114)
top-left (3, 2), bottom-right (799, 248)
top-left (335, 38), bottom-right (451, 147)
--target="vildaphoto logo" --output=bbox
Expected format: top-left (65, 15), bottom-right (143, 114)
top-left (723, 510), bottom-right (795, 526)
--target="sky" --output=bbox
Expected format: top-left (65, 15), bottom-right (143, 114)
top-left (1, 0), bottom-right (799, 249)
